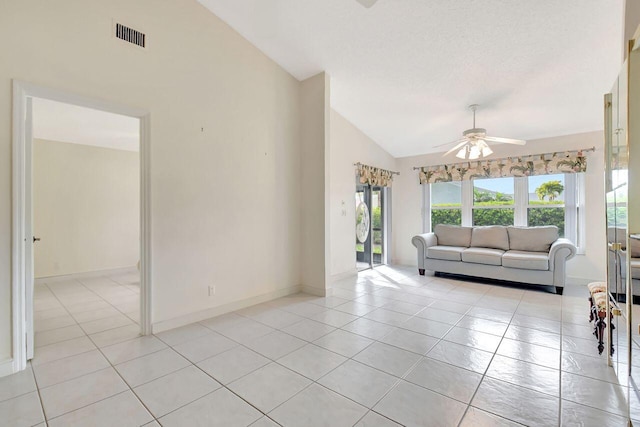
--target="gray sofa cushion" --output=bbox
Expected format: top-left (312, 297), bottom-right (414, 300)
top-left (462, 247), bottom-right (504, 266)
top-left (507, 226), bottom-right (558, 252)
top-left (608, 227), bottom-right (627, 249)
top-left (631, 258), bottom-right (640, 280)
top-left (503, 250), bottom-right (549, 271)
top-left (470, 226), bottom-right (509, 251)
top-left (434, 224), bottom-right (472, 247)
top-left (630, 238), bottom-right (640, 258)
top-left (427, 246), bottom-right (466, 261)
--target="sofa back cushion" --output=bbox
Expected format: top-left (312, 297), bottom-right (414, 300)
top-left (608, 227), bottom-right (627, 249)
top-left (507, 226), bottom-right (558, 252)
top-left (630, 237), bottom-right (640, 258)
top-left (434, 224), bottom-right (472, 247)
top-left (470, 226), bottom-right (509, 251)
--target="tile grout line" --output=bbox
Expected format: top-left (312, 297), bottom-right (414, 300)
top-left (228, 276), bottom-right (496, 425)
top-left (154, 293), bottom-right (424, 425)
top-left (454, 284), bottom-right (526, 427)
top-left (32, 271), bottom-right (150, 424)
top-left (26, 268), bottom-right (618, 425)
top-left (253, 279), bottom-right (625, 424)
top-left (36, 273), bottom-right (139, 338)
top-left (34, 280), bottom-right (82, 424)
top-left (151, 332), bottom-right (284, 426)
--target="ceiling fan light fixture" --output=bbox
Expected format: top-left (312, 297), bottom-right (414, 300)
top-left (468, 145), bottom-right (481, 160)
top-left (456, 146), bottom-right (467, 159)
top-left (355, 0), bottom-right (379, 8)
top-left (481, 145), bottom-right (493, 157)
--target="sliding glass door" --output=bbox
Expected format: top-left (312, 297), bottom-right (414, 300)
top-left (356, 184), bottom-right (387, 271)
top-left (355, 185), bottom-right (372, 271)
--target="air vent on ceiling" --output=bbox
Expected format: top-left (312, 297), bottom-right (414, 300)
top-left (115, 22), bottom-right (146, 48)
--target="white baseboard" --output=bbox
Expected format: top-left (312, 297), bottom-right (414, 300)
top-left (301, 285), bottom-right (328, 297)
top-left (152, 285), bottom-right (302, 334)
top-left (36, 265), bottom-right (137, 281)
top-left (0, 358), bottom-right (14, 378)
top-left (329, 269), bottom-right (358, 283)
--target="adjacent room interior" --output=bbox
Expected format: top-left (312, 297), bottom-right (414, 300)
top-left (1, 0), bottom-right (640, 426)
top-left (30, 98), bottom-right (142, 357)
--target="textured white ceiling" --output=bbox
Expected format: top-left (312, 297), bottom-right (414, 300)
top-left (33, 98), bottom-right (139, 152)
top-left (198, 0), bottom-right (624, 157)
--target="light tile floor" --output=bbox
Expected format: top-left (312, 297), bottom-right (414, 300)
top-left (2, 265), bottom-right (639, 426)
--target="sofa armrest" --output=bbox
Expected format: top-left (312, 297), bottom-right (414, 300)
top-left (412, 233), bottom-right (438, 250)
top-left (548, 238), bottom-right (577, 272)
top-left (412, 233), bottom-right (437, 270)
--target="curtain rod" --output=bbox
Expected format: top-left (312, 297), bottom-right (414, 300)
top-left (354, 162), bottom-right (400, 175)
top-left (411, 146), bottom-right (596, 170)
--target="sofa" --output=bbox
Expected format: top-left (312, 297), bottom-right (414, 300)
top-left (412, 224), bottom-right (577, 294)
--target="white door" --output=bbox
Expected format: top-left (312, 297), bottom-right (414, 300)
top-left (25, 97), bottom-right (34, 360)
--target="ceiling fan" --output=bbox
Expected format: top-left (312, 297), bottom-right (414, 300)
top-left (438, 105), bottom-right (526, 160)
top-left (356, 0), bottom-right (379, 8)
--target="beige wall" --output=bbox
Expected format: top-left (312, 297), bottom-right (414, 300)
top-left (0, 0), bottom-right (305, 362)
top-left (33, 139), bottom-right (139, 278)
top-left (625, 0), bottom-right (640, 59)
top-left (392, 131), bottom-right (606, 284)
top-left (329, 110), bottom-right (397, 278)
top-left (300, 73), bottom-right (330, 295)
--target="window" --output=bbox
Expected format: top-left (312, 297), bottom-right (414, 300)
top-left (527, 174), bottom-right (565, 236)
top-left (430, 181), bottom-right (462, 228)
top-left (426, 173), bottom-right (585, 251)
top-left (606, 170), bottom-right (628, 228)
top-left (473, 177), bottom-right (514, 226)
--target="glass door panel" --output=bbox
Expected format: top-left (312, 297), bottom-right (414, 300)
top-left (355, 185), bottom-right (387, 270)
top-left (356, 185), bottom-right (372, 271)
top-left (372, 187), bottom-right (384, 267)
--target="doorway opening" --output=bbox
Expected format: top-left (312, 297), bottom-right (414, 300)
top-left (11, 81), bottom-right (151, 373)
top-left (355, 184), bottom-right (389, 271)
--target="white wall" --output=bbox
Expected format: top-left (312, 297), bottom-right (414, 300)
top-left (0, 0), bottom-right (305, 361)
top-left (33, 139), bottom-right (139, 278)
top-left (392, 131), bottom-right (607, 284)
top-left (329, 110), bottom-right (397, 279)
top-left (300, 73), bottom-right (330, 295)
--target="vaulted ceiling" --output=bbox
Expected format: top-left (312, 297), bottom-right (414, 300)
top-left (198, 0), bottom-right (624, 157)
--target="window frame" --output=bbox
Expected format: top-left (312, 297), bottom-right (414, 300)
top-left (425, 173), bottom-right (586, 253)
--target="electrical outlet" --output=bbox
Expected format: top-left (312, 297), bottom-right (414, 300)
top-left (208, 285), bottom-right (216, 297)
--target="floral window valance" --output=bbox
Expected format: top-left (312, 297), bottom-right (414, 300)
top-left (417, 148), bottom-right (593, 184)
top-left (355, 163), bottom-right (399, 187)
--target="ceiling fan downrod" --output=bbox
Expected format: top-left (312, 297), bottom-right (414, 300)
top-left (469, 104), bottom-right (479, 129)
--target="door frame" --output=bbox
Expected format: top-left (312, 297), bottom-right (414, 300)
top-left (11, 80), bottom-right (152, 373)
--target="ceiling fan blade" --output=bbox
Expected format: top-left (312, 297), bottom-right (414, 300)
top-left (485, 136), bottom-right (526, 145)
top-left (355, 0), bottom-right (378, 7)
top-left (443, 139), bottom-right (469, 156)
top-left (433, 137), bottom-right (467, 148)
